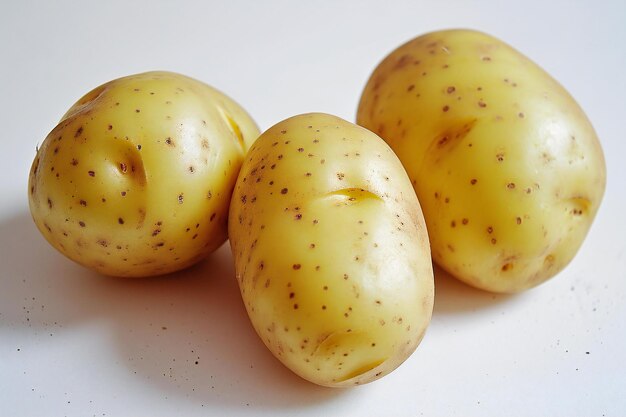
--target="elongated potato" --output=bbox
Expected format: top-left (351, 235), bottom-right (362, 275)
top-left (357, 29), bottom-right (606, 293)
top-left (228, 113), bottom-right (434, 387)
top-left (29, 71), bottom-right (259, 277)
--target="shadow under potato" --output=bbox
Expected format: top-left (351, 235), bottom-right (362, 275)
top-left (0, 209), bottom-right (518, 408)
top-left (0, 211), bottom-right (344, 408)
top-left (432, 264), bottom-right (518, 316)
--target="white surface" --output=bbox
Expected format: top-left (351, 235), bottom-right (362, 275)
top-left (1, 1), bottom-right (625, 416)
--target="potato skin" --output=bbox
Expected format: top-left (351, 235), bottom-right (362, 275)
top-left (357, 29), bottom-right (606, 293)
top-left (228, 113), bottom-right (434, 387)
top-left (28, 71), bottom-right (259, 277)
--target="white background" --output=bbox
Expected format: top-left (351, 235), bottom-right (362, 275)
top-left (1, 1), bottom-right (625, 416)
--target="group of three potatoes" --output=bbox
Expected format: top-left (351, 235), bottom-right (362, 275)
top-left (28, 29), bottom-right (606, 387)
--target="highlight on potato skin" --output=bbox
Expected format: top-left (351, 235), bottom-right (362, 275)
top-left (357, 29), bottom-right (606, 293)
top-left (228, 112), bottom-right (434, 387)
top-left (28, 71), bottom-right (259, 277)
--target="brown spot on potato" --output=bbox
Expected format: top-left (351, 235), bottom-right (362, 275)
top-left (429, 119), bottom-right (477, 158)
top-left (567, 197), bottom-right (591, 217)
top-left (501, 262), bottom-right (513, 272)
top-left (394, 54), bottom-right (412, 70)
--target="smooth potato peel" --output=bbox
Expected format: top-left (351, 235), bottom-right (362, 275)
top-left (357, 29), bottom-right (606, 293)
top-left (228, 113), bottom-right (434, 386)
top-left (29, 71), bottom-right (259, 277)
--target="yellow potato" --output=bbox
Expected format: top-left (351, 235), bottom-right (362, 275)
top-left (357, 29), bottom-right (606, 293)
top-left (29, 71), bottom-right (259, 277)
top-left (228, 113), bottom-right (434, 387)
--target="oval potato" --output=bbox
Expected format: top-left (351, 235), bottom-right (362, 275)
top-left (228, 113), bottom-right (434, 387)
top-left (357, 29), bottom-right (606, 293)
top-left (29, 71), bottom-right (259, 277)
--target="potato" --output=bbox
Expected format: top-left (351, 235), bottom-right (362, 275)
top-left (357, 29), bottom-right (606, 293)
top-left (28, 71), bottom-right (259, 277)
top-left (228, 113), bottom-right (434, 387)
